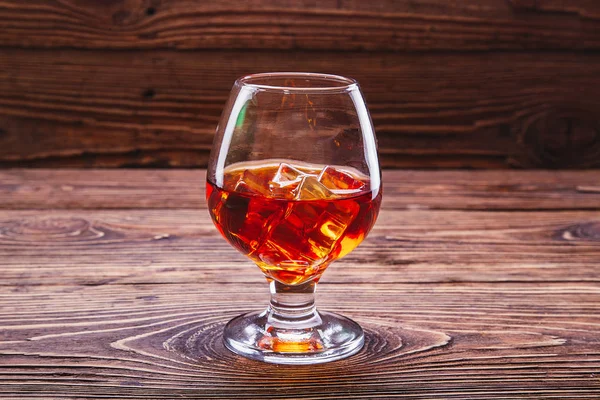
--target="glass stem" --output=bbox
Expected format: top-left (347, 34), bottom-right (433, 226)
top-left (266, 279), bottom-right (322, 329)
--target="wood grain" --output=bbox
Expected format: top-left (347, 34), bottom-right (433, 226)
top-left (1, 282), bottom-right (599, 399)
top-left (0, 0), bottom-right (598, 51)
top-left (1, 169), bottom-right (599, 398)
top-left (1, 50), bottom-right (600, 169)
top-left (1, 0), bottom-right (600, 169)
top-left (2, 169), bottom-right (599, 210)
top-left (1, 208), bottom-right (599, 287)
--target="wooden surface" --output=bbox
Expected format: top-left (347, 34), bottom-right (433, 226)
top-left (2, 0), bottom-right (600, 51)
top-left (1, 0), bottom-right (600, 169)
top-left (1, 169), bottom-right (599, 399)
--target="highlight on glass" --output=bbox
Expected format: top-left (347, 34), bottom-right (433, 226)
top-left (206, 72), bottom-right (381, 364)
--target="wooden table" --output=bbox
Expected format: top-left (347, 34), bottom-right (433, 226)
top-left (1, 169), bottom-right (600, 399)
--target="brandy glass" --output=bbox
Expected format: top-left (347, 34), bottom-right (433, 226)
top-left (207, 73), bottom-right (381, 364)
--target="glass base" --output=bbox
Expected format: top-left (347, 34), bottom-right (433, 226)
top-left (223, 309), bottom-right (364, 365)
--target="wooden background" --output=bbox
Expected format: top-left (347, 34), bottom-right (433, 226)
top-left (1, 0), bottom-right (600, 169)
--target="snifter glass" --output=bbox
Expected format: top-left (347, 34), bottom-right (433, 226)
top-left (206, 73), bottom-right (381, 364)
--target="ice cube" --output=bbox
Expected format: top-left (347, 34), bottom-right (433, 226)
top-left (269, 163), bottom-right (309, 199)
top-left (234, 169), bottom-right (271, 196)
top-left (306, 201), bottom-right (360, 257)
top-left (257, 234), bottom-right (325, 280)
top-left (294, 176), bottom-right (334, 200)
top-left (271, 163), bottom-right (306, 187)
top-left (318, 166), bottom-right (365, 192)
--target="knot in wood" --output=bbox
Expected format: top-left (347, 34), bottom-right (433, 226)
top-left (0, 217), bottom-right (105, 243)
top-left (556, 222), bottom-right (600, 242)
top-left (517, 108), bottom-right (600, 168)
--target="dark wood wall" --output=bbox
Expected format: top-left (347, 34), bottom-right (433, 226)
top-left (1, 0), bottom-right (599, 168)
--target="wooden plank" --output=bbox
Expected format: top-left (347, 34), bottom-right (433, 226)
top-left (0, 0), bottom-right (599, 51)
top-left (1, 170), bottom-right (599, 210)
top-left (1, 208), bottom-right (598, 286)
top-left (382, 170), bottom-right (600, 211)
top-left (0, 282), bottom-right (599, 398)
top-left (509, 0), bottom-right (600, 18)
top-left (0, 169), bottom-right (206, 210)
top-left (1, 50), bottom-right (600, 169)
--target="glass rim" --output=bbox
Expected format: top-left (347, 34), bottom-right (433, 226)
top-left (236, 72), bottom-right (359, 93)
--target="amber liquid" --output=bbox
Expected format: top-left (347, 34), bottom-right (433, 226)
top-left (207, 161), bottom-right (381, 285)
